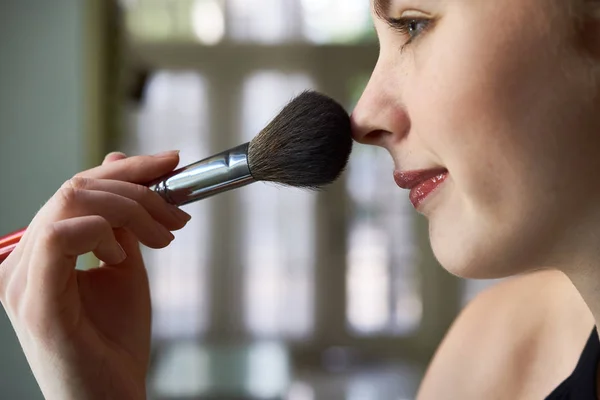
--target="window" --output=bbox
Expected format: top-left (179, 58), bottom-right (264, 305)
top-left (123, 0), bottom-right (423, 349)
top-left (121, 1), bottom-right (455, 398)
top-left (299, 0), bottom-right (374, 44)
top-left (228, 0), bottom-right (298, 43)
top-left (346, 144), bottom-right (421, 336)
top-left (191, 0), bottom-right (226, 45)
top-left (240, 72), bottom-right (317, 339)
top-left (125, 71), bottom-right (212, 339)
top-left (123, 0), bottom-right (375, 44)
top-left (345, 77), bottom-right (421, 336)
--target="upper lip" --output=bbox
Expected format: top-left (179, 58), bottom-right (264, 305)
top-left (394, 168), bottom-right (448, 189)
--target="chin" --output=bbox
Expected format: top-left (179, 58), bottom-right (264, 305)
top-left (426, 202), bottom-right (542, 280)
top-left (428, 227), bottom-right (501, 280)
top-left (430, 237), bottom-right (516, 280)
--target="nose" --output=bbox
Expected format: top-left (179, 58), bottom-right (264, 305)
top-left (350, 63), bottom-right (410, 148)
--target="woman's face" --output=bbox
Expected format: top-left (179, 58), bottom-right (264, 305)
top-left (352, 0), bottom-right (600, 278)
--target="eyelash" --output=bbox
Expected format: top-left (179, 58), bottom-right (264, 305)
top-left (387, 17), bottom-right (433, 50)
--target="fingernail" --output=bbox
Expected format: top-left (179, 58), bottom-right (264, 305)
top-left (159, 226), bottom-right (175, 242)
top-left (168, 204), bottom-right (192, 222)
top-left (107, 151), bottom-right (127, 158)
top-left (115, 243), bottom-right (127, 264)
top-left (153, 150), bottom-right (180, 158)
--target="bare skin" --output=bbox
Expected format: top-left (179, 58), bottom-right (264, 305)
top-left (0, 151), bottom-right (190, 399)
top-left (351, 0), bottom-right (600, 398)
top-left (418, 270), bottom-right (595, 399)
top-left (4, 0), bottom-right (600, 398)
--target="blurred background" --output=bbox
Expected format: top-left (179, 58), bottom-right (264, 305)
top-left (0, 1), bottom-right (500, 399)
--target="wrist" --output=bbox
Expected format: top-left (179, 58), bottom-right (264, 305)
top-left (40, 373), bottom-right (146, 400)
top-left (31, 345), bottom-right (146, 400)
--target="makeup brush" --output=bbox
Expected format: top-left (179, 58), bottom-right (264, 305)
top-left (0, 90), bottom-right (353, 263)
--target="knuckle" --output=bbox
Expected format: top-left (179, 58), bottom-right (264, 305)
top-left (0, 258), bottom-right (8, 294)
top-left (129, 200), bottom-right (147, 222)
top-left (0, 271), bottom-right (11, 305)
top-left (67, 176), bottom-right (90, 190)
top-left (1, 267), bottom-right (28, 318)
top-left (91, 215), bottom-right (112, 233)
top-left (88, 214), bottom-right (106, 225)
top-left (136, 184), bottom-right (156, 201)
top-left (113, 197), bottom-right (138, 226)
top-left (123, 195), bottom-right (141, 211)
top-left (57, 186), bottom-right (80, 208)
top-left (3, 278), bottom-right (21, 313)
top-left (39, 223), bottom-right (65, 250)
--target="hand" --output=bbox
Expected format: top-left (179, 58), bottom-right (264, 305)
top-left (0, 151), bottom-right (191, 400)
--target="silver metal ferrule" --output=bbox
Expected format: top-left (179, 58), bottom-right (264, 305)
top-left (149, 143), bottom-right (255, 206)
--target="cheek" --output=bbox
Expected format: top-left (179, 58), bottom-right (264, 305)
top-left (406, 10), bottom-right (600, 275)
top-left (410, 12), bottom-right (596, 214)
top-left (409, 53), bottom-right (524, 217)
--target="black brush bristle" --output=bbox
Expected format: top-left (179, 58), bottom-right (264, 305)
top-left (248, 90), bottom-right (353, 189)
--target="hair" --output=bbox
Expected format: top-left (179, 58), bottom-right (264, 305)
top-left (535, 0), bottom-right (600, 96)
top-left (570, 0), bottom-right (600, 43)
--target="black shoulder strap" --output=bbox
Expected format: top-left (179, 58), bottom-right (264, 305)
top-left (545, 328), bottom-right (599, 399)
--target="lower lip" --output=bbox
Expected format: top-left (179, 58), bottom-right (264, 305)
top-left (409, 172), bottom-right (448, 209)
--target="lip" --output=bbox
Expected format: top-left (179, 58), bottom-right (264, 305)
top-left (394, 168), bottom-right (448, 209)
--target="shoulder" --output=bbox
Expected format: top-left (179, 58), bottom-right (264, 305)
top-left (417, 269), bottom-right (594, 400)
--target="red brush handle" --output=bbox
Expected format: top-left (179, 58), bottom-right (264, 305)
top-left (0, 227), bottom-right (26, 264)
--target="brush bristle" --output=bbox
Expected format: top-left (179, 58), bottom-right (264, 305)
top-left (248, 90), bottom-right (353, 189)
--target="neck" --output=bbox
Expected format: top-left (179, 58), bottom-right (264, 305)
top-left (563, 265), bottom-right (600, 329)
top-left (566, 262), bottom-right (600, 400)
top-left (556, 217), bottom-right (600, 330)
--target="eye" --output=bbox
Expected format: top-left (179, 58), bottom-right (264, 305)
top-left (387, 17), bottom-right (433, 48)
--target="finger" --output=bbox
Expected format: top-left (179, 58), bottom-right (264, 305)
top-left (103, 152), bottom-right (128, 165)
top-left (67, 177), bottom-right (191, 231)
top-left (51, 187), bottom-right (175, 249)
top-left (110, 227), bottom-right (144, 268)
top-left (29, 216), bottom-right (126, 297)
top-left (77, 151), bottom-right (180, 184)
top-left (100, 154), bottom-right (144, 268)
